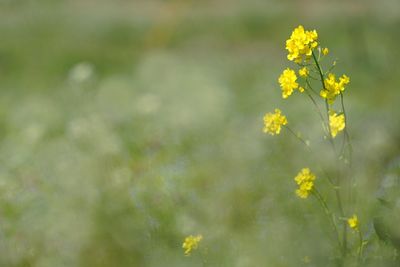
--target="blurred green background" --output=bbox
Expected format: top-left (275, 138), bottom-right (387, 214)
top-left (0, 0), bottom-right (400, 266)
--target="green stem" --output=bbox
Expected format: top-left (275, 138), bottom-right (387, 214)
top-left (304, 82), bottom-right (327, 129)
top-left (312, 51), bottom-right (325, 89)
top-left (339, 92), bottom-right (353, 164)
top-left (357, 230), bottom-right (363, 264)
top-left (335, 188), bottom-right (347, 256)
top-left (339, 92), bottom-right (355, 211)
top-left (285, 125), bottom-right (337, 189)
top-left (312, 50), bottom-right (348, 256)
top-left (325, 60), bottom-right (338, 75)
top-left (313, 188), bottom-right (342, 252)
top-left (305, 78), bottom-right (320, 97)
top-left (312, 51), bottom-right (335, 145)
top-left (284, 125), bottom-right (310, 148)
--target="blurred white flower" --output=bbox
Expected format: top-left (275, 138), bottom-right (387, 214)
top-left (68, 62), bottom-right (95, 83)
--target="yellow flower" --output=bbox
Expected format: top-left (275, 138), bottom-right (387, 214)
top-left (294, 168), bottom-right (316, 185)
top-left (263, 109), bottom-right (288, 135)
top-left (348, 215), bottom-right (359, 230)
top-left (322, 47), bottom-right (329, 56)
top-left (329, 111), bottom-right (345, 138)
top-left (298, 67), bottom-right (309, 77)
top-left (286, 25), bottom-right (318, 63)
top-left (182, 234), bottom-right (202, 255)
top-left (294, 168), bottom-right (316, 199)
top-left (296, 182), bottom-right (314, 198)
top-left (339, 74), bottom-right (350, 85)
top-left (320, 73), bottom-right (350, 104)
top-left (278, 68), bottom-right (300, 98)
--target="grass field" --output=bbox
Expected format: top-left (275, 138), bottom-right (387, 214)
top-left (0, 0), bottom-right (400, 266)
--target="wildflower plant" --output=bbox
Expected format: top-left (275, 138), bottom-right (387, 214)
top-left (263, 25), bottom-right (366, 264)
top-left (263, 108), bottom-right (288, 135)
top-left (182, 234), bottom-right (203, 256)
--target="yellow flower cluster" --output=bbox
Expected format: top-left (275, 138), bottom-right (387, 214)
top-left (278, 68), bottom-right (303, 98)
top-left (182, 234), bottom-right (202, 255)
top-left (320, 73), bottom-right (350, 104)
top-left (286, 25), bottom-right (318, 63)
top-left (329, 111), bottom-right (345, 138)
top-left (263, 109), bottom-right (288, 135)
top-left (347, 215), bottom-right (359, 230)
top-left (294, 168), bottom-right (316, 199)
top-left (298, 67), bottom-right (309, 77)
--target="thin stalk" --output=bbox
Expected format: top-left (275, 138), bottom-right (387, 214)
top-left (312, 50), bottom-right (348, 255)
top-left (284, 125), bottom-right (337, 189)
top-left (325, 60), bottom-right (338, 75)
top-left (335, 188), bottom-right (347, 256)
top-left (284, 125), bottom-right (310, 149)
top-left (313, 188), bottom-right (342, 252)
top-left (306, 74), bottom-right (320, 81)
top-left (357, 230), bottom-right (363, 264)
top-left (339, 92), bottom-right (353, 165)
top-left (324, 96), bottom-right (337, 154)
top-left (311, 51), bottom-right (325, 87)
top-left (312, 51), bottom-right (336, 148)
top-left (305, 80), bottom-right (329, 135)
top-left (339, 92), bottom-right (355, 210)
top-left (305, 79), bottom-right (320, 96)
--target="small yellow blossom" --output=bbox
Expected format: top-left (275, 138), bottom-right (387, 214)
top-left (348, 215), bottom-right (359, 230)
top-left (296, 182), bottom-right (314, 198)
top-left (298, 86), bottom-right (305, 92)
top-left (329, 111), bottom-right (345, 138)
top-left (340, 74), bottom-right (350, 85)
top-left (286, 25), bottom-right (318, 63)
top-left (320, 73), bottom-right (350, 104)
top-left (322, 47), bottom-right (329, 56)
top-left (294, 168), bottom-right (316, 185)
top-left (298, 67), bottom-right (309, 77)
top-left (278, 68), bottom-right (300, 98)
top-left (182, 234), bottom-right (202, 255)
top-left (263, 109), bottom-right (288, 135)
top-left (294, 168), bottom-right (316, 199)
